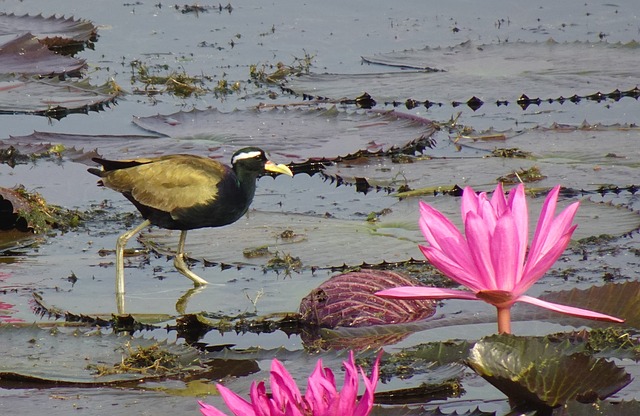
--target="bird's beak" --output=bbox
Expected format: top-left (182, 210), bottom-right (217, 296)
top-left (265, 160), bottom-right (294, 176)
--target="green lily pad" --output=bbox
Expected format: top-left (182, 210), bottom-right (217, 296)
top-left (467, 334), bottom-right (632, 409)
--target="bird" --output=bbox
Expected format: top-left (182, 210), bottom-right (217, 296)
top-left (88, 147), bottom-right (293, 296)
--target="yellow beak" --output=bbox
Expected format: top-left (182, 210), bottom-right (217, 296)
top-left (265, 160), bottom-right (294, 176)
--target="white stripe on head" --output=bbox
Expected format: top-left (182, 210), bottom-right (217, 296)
top-left (232, 150), bottom-right (263, 164)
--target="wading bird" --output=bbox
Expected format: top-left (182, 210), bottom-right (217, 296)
top-left (89, 147), bottom-right (293, 296)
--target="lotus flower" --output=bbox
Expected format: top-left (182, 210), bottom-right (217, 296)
top-left (376, 183), bottom-right (623, 334)
top-left (198, 350), bottom-right (380, 416)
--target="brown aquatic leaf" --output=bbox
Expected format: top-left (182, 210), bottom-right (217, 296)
top-left (0, 13), bottom-right (98, 54)
top-left (0, 76), bottom-right (118, 119)
top-left (0, 33), bottom-right (86, 76)
top-left (299, 270), bottom-right (435, 328)
top-left (132, 106), bottom-right (437, 163)
top-left (0, 187), bottom-right (31, 231)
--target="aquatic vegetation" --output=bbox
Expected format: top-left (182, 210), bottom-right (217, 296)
top-left (376, 183), bottom-right (623, 333)
top-left (198, 350), bottom-right (380, 416)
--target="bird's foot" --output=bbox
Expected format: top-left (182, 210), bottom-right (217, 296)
top-left (174, 253), bottom-right (209, 286)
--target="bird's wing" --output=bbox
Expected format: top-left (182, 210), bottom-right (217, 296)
top-left (101, 156), bottom-right (230, 213)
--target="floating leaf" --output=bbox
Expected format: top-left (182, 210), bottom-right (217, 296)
top-left (140, 209), bottom-right (423, 270)
top-left (0, 326), bottom-right (206, 384)
top-left (132, 106), bottom-right (437, 163)
top-left (532, 281), bottom-right (640, 330)
top-left (358, 41), bottom-right (638, 102)
top-left (0, 33), bottom-right (86, 76)
top-left (298, 270), bottom-right (436, 350)
top-left (559, 400), bottom-right (640, 416)
top-left (0, 76), bottom-right (118, 118)
top-left (371, 407), bottom-right (495, 416)
top-left (141, 192), bottom-right (636, 272)
top-left (0, 13), bottom-right (98, 54)
top-left (467, 334), bottom-right (631, 409)
top-left (299, 270), bottom-right (435, 328)
top-left (323, 124), bottom-right (640, 195)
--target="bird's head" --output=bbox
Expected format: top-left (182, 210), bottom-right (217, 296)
top-left (231, 147), bottom-right (293, 177)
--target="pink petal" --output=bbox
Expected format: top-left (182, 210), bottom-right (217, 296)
top-left (530, 201), bottom-right (579, 264)
top-left (250, 382), bottom-right (274, 416)
top-left (419, 245), bottom-right (481, 291)
top-left (419, 201), bottom-right (465, 251)
top-left (519, 227), bottom-right (576, 294)
top-left (527, 186), bottom-right (563, 264)
top-left (464, 212), bottom-right (497, 290)
top-left (215, 383), bottom-right (256, 416)
top-left (517, 295), bottom-right (624, 323)
top-left (478, 192), bottom-right (498, 230)
top-left (305, 360), bottom-right (336, 413)
top-left (270, 360), bottom-right (303, 411)
top-left (353, 351), bottom-right (381, 416)
top-left (490, 182), bottom-right (508, 216)
top-left (491, 213), bottom-right (520, 291)
top-left (335, 352), bottom-right (359, 414)
top-left (198, 400), bottom-right (230, 416)
top-left (507, 184), bottom-right (528, 274)
top-left (460, 185), bottom-right (480, 221)
top-left (376, 287), bottom-right (479, 300)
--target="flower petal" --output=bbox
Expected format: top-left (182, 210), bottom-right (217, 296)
top-left (215, 383), bottom-right (257, 416)
top-left (517, 295), bottom-right (624, 323)
top-left (376, 287), bottom-right (479, 300)
top-left (491, 213), bottom-right (520, 291)
top-left (305, 360), bottom-right (336, 414)
top-left (507, 184), bottom-right (528, 277)
top-left (198, 400), bottom-right (230, 416)
top-left (464, 211), bottom-right (497, 289)
top-left (519, 226), bottom-right (576, 294)
top-left (419, 245), bottom-right (482, 291)
top-left (353, 350), bottom-right (381, 416)
top-left (270, 359), bottom-right (303, 412)
top-left (419, 200), bottom-right (465, 251)
top-left (335, 351), bottom-right (359, 414)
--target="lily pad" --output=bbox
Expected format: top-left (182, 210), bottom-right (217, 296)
top-left (323, 123), bottom-right (640, 193)
top-left (289, 40), bottom-right (640, 104)
top-left (0, 76), bottom-right (119, 118)
top-left (0, 325), bottom-right (206, 384)
top-left (132, 106), bottom-right (437, 163)
top-left (467, 334), bottom-right (632, 409)
top-left (299, 270), bottom-right (436, 328)
top-left (532, 281), bottom-right (640, 330)
top-left (140, 196), bottom-right (639, 271)
top-left (0, 33), bottom-right (86, 76)
top-left (298, 270), bottom-right (436, 350)
top-left (0, 13), bottom-right (98, 54)
top-left (140, 208), bottom-right (424, 270)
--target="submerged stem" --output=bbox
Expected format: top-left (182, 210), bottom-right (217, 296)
top-left (497, 306), bottom-right (512, 334)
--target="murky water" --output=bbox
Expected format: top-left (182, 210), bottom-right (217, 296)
top-left (1, 0), bottom-right (639, 414)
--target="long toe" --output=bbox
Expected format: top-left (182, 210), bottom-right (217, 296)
top-left (174, 253), bottom-right (209, 286)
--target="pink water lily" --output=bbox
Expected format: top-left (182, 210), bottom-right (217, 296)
top-left (376, 183), bottom-right (623, 334)
top-left (198, 350), bottom-right (381, 416)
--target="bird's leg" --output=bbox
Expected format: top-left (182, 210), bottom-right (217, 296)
top-left (115, 219), bottom-right (151, 295)
top-left (173, 230), bottom-right (209, 286)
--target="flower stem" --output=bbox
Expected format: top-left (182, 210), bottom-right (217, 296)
top-left (497, 307), bottom-right (512, 334)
